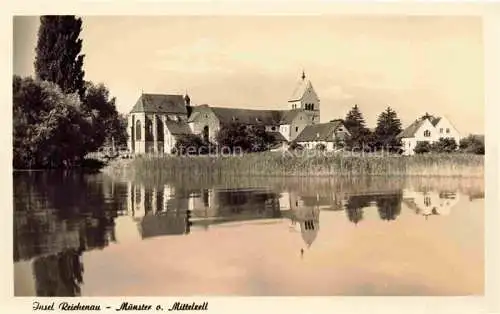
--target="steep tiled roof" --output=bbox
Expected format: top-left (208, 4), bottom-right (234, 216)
top-left (279, 109), bottom-right (304, 124)
top-left (295, 121), bottom-right (344, 142)
top-left (207, 107), bottom-right (304, 126)
top-left (188, 105), bottom-right (305, 126)
top-left (209, 107), bottom-right (280, 125)
top-left (430, 117), bottom-right (441, 126)
top-left (130, 93), bottom-right (187, 114)
top-left (396, 119), bottom-right (427, 139)
top-left (268, 131), bottom-right (287, 143)
top-left (165, 120), bottom-right (192, 135)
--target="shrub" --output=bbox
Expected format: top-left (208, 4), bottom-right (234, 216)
top-left (459, 135), bottom-right (485, 155)
top-left (414, 141), bottom-right (432, 154)
top-left (431, 138), bottom-right (457, 153)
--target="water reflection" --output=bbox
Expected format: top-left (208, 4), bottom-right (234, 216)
top-left (13, 172), bottom-right (483, 296)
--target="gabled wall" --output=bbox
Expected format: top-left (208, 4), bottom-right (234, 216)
top-left (434, 116), bottom-right (461, 144)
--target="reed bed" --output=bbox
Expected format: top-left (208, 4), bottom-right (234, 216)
top-left (120, 152), bottom-right (483, 182)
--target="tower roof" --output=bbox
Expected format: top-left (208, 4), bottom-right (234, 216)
top-left (288, 71), bottom-right (315, 102)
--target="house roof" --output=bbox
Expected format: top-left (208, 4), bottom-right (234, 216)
top-left (165, 120), bottom-right (192, 135)
top-left (198, 106), bottom-right (304, 126)
top-left (430, 117), bottom-right (442, 126)
top-left (268, 131), bottom-right (287, 143)
top-left (396, 119), bottom-right (428, 139)
top-left (130, 93), bottom-right (187, 114)
top-left (209, 107), bottom-right (281, 125)
top-left (279, 109), bottom-right (304, 124)
top-left (295, 121), bottom-right (344, 142)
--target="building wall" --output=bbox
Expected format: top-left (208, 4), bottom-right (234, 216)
top-left (434, 117), bottom-right (461, 144)
top-left (401, 118), bottom-right (457, 155)
top-left (128, 112), bottom-right (190, 154)
top-left (265, 125), bottom-right (280, 132)
top-left (279, 124), bottom-right (290, 141)
top-left (188, 107), bottom-right (221, 142)
top-left (297, 140), bottom-right (334, 151)
top-left (289, 111), bottom-right (310, 141)
top-left (300, 85), bottom-right (320, 124)
top-left (401, 119), bottom-right (438, 155)
top-left (129, 112), bottom-right (147, 154)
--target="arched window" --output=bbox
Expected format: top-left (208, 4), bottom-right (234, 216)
top-left (202, 126), bottom-right (209, 142)
top-left (145, 117), bottom-right (153, 141)
top-left (424, 196), bottom-right (431, 207)
top-left (135, 120), bottom-right (142, 140)
top-left (424, 130), bottom-right (431, 137)
top-left (157, 116), bottom-right (164, 141)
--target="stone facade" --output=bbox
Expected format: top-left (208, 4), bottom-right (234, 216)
top-left (127, 72), bottom-right (322, 154)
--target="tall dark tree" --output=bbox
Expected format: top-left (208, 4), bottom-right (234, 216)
top-left (375, 193), bottom-right (402, 221)
top-left (374, 107), bottom-right (403, 152)
top-left (344, 105), bottom-right (371, 149)
top-left (344, 195), bottom-right (372, 224)
top-left (34, 15), bottom-right (86, 98)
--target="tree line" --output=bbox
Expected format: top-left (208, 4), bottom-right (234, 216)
top-left (13, 16), bottom-right (127, 169)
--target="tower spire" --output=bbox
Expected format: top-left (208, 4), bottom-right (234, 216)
top-left (301, 70), bottom-right (306, 81)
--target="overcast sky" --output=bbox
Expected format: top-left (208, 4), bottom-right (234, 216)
top-left (13, 15), bottom-right (484, 135)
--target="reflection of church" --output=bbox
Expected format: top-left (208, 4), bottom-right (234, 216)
top-left (289, 205), bottom-right (321, 249)
top-left (403, 189), bottom-right (459, 218)
top-left (123, 182), bottom-right (191, 240)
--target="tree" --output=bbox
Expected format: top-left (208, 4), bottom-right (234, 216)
top-left (414, 141), bottom-right (431, 154)
top-left (375, 193), bottom-right (402, 221)
top-left (215, 123), bottom-right (276, 153)
top-left (172, 134), bottom-right (210, 155)
top-left (459, 135), bottom-right (485, 155)
top-left (246, 125), bottom-right (276, 152)
top-left (431, 138), bottom-right (457, 153)
top-left (344, 195), bottom-right (372, 224)
top-left (34, 16), bottom-right (86, 98)
top-left (80, 82), bottom-right (125, 151)
top-left (13, 76), bottom-right (91, 169)
top-left (374, 107), bottom-right (403, 152)
top-left (344, 105), bottom-right (371, 150)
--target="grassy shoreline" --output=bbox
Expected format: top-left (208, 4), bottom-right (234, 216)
top-left (103, 152), bottom-right (484, 180)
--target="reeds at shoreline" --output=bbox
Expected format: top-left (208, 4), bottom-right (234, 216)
top-left (110, 152), bottom-right (484, 181)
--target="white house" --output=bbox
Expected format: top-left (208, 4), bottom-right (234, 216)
top-left (294, 120), bottom-right (350, 151)
top-left (403, 189), bottom-right (459, 218)
top-left (397, 115), bottom-right (461, 155)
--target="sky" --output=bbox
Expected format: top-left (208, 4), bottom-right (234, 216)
top-left (13, 15), bottom-right (484, 135)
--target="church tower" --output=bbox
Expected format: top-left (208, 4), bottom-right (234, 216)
top-left (288, 71), bottom-right (321, 124)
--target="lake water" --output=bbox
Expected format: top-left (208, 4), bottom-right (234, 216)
top-left (13, 171), bottom-right (484, 296)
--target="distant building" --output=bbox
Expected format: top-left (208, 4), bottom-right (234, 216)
top-left (397, 115), bottom-right (461, 155)
top-left (127, 71), bottom-right (322, 154)
top-left (402, 189), bottom-right (459, 218)
top-left (294, 120), bottom-right (350, 150)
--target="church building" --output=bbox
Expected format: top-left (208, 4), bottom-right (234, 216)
top-left (127, 71), bottom-right (322, 154)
